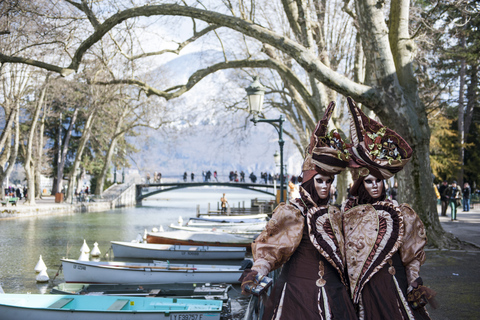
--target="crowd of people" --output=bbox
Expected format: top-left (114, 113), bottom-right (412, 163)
top-left (174, 170), bottom-right (288, 184)
top-left (146, 172), bottom-right (162, 183)
top-left (4, 186), bottom-right (27, 200)
top-left (240, 98), bottom-right (437, 320)
top-left (437, 180), bottom-right (477, 220)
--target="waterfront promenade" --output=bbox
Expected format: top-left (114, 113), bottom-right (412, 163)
top-left (0, 195), bottom-right (113, 219)
top-left (0, 183), bottom-right (137, 218)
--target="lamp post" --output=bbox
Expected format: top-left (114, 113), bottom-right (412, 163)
top-left (246, 76), bottom-right (286, 203)
top-left (113, 148), bottom-right (117, 184)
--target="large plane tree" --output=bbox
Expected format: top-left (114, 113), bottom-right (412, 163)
top-left (0, 0), bottom-right (464, 247)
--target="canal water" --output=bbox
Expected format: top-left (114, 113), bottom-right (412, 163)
top-left (0, 187), bottom-right (272, 294)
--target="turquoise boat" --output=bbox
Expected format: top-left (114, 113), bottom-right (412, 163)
top-left (0, 294), bottom-right (223, 320)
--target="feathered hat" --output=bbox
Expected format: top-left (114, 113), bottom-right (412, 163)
top-left (347, 97), bottom-right (412, 196)
top-left (299, 101), bottom-right (350, 183)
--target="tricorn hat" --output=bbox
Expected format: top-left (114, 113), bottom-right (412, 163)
top-left (347, 97), bottom-right (412, 195)
top-left (300, 101), bottom-right (350, 183)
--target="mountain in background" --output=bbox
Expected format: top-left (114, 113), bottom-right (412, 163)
top-left (130, 50), bottom-right (303, 180)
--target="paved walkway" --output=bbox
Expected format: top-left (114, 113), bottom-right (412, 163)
top-left (1, 195), bottom-right (69, 212)
top-left (436, 205), bottom-right (480, 247)
top-left (417, 205), bottom-right (480, 320)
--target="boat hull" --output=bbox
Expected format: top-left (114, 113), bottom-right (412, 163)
top-left (0, 294), bottom-right (222, 320)
top-left (168, 224), bottom-right (260, 235)
top-left (52, 282), bottom-right (230, 300)
top-left (61, 259), bottom-right (244, 284)
top-left (146, 231), bottom-right (253, 251)
top-left (111, 241), bottom-right (246, 260)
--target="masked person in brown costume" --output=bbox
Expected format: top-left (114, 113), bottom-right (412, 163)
top-left (240, 102), bottom-right (357, 319)
top-left (342, 97), bottom-right (436, 320)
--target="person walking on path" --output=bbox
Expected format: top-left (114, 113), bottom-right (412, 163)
top-left (444, 180), bottom-right (462, 221)
top-left (191, 172), bottom-right (195, 182)
top-left (220, 193), bottom-right (228, 214)
top-left (438, 180), bottom-right (449, 216)
top-left (463, 182), bottom-right (471, 212)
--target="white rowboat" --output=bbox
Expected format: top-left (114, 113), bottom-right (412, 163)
top-left (111, 241), bottom-right (246, 260)
top-left (61, 259), bottom-right (246, 284)
top-left (169, 224), bottom-right (262, 235)
top-left (185, 219), bottom-right (267, 229)
top-left (145, 230), bottom-right (254, 250)
top-left (196, 213), bottom-right (269, 221)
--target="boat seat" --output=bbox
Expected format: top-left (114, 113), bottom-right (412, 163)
top-left (107, 299), bottom-right (129, 310)
top-left (148, 289), bottom-right (161, 296)
top-left (48, 298), bottom-right (74, 309)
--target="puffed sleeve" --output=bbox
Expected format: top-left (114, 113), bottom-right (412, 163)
top-left (398, 203), bottom-right (427, 285)
top-left (251, 203), bottom-right (304, 276)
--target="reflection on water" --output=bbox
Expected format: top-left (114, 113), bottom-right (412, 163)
top-left (0, 187), bottom-right (271, 294)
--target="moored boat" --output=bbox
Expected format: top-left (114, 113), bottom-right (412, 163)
top-left (168, 224), bottom-right (262, 235)
top-left (0, 294), bottom-right (223, 320)
top-left (111, 241), bottom-right (246, 260)
top-left (61, 259), bottom-right (248, 284)
top-left (51, 282), bottom-right (230, 300)
top-left (191, 213), bottom-right (269, 222)
top-left (145, 230), bottom-right (254, 250)
top-left (185, 219), bottom-right (267, 229)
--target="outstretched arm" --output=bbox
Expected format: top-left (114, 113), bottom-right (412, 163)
top-left (251, 203), bottom-right (304, 275)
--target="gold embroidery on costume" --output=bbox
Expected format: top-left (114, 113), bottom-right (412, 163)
top-left (316, 261), bottom-right (326, 287)
top-left (387, 259), bottom-right (396, 275)
top-left (316, 261), bottom-right (332, 320)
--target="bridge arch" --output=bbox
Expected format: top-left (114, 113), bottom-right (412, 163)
top-left (136, 182), bottom-right (276, 201)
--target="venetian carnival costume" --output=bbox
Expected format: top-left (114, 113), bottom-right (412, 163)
top-left (240, 102), bottom-right (357, 319)
top-left (342, 97), bottom-right (436, 320)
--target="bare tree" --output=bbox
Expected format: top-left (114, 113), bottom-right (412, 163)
top-left (0, 1), bottom-right (455, 246)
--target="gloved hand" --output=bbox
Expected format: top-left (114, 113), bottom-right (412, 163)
top-left (238, 269), bottom-right (273, 296)
top-left (407, 277), bottom-right (438, 309)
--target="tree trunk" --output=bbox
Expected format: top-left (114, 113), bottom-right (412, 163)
top-left (65, 108), bottom-right (97, 203)
top-left (35, 79), bottom-right (49, 199)
top-left (465, 64), bottom-right (477, 136)
top-left (0, 105), bottom-right (19, 200)
top-left (95, 108), bottom-right (128, 196)
top-left (354, 0), bottom-right (451, 247)
top-left (35, 105), bottom-right (47, 198)
top-left (55, 106), bottom-right (79, 195)
top-left (24, 79), bottom-right (47, 205)
top-left (0, 106), bottom-right (14, 200)
top-left (457, 35), bottom-right (466, 187)
top-left (52, 114), bottom-right (62, 195)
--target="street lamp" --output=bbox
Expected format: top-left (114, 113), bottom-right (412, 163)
top-left (113, 148), bottom-right (117, 184)
top-left (246, 76), bottom-right (286, 203)
top-left (273, 151), bottom-right (280, 167)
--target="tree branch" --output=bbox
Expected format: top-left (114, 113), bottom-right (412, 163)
top-left (2, 4), bottom-right (375, 104)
